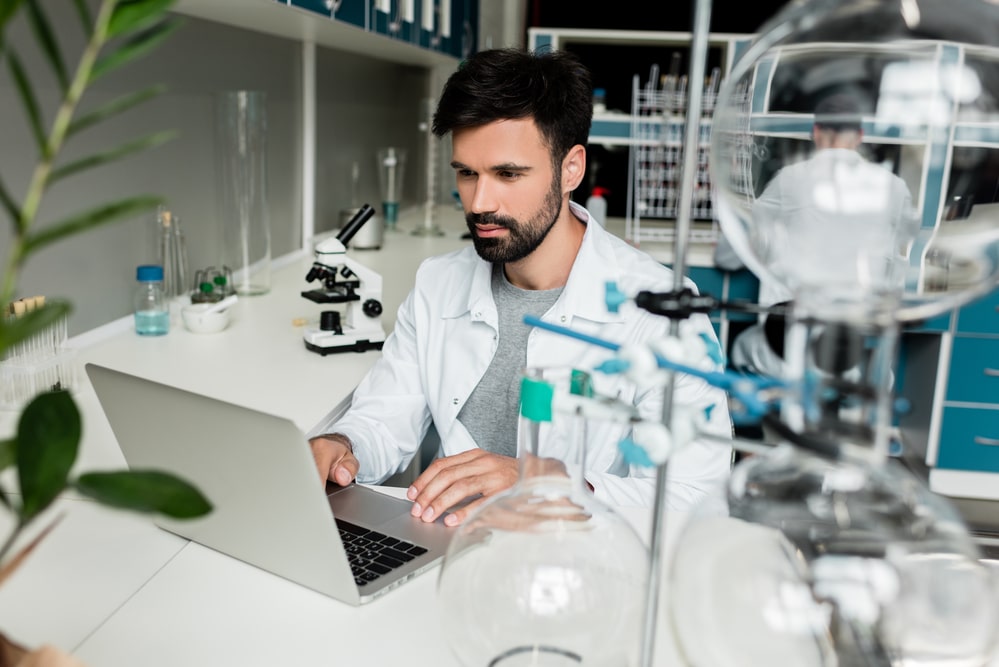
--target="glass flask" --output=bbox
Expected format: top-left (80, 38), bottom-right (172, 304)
top-left (669, 318), bottom-right (999, 666)
top-left (710, 0), bottom-right (999, 326)
top-left (437, 367), bottom-right (650, 666)
top-left (667, 0), bottom-right (999, 664)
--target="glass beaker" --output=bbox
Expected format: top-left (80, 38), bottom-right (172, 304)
top-left (376, 147), bottom-right (406, 231)
top-left (437, 367), bottom-right (649, 666)
top-left (216, 90), bottom-right (271, 296)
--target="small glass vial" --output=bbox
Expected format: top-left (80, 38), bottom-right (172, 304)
top-left (134, 265), bottom-right (169, 336)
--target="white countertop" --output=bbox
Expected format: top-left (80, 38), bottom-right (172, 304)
top-left (0, 205), bottom-right (708, 666)
top-left (2, 204), bottom-right (999, 666)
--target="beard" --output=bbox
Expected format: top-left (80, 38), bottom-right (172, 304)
top-left (465, 175), bottom-right (564, 264)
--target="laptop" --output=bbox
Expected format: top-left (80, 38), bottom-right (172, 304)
top-left (85, 362), bottom-right (455, 605)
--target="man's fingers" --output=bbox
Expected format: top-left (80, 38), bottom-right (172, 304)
top-left (309, 436), bottom-right (358, 485)
top-left (409, 451), bottom-right (518, 523)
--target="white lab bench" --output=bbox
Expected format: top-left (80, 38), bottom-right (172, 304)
top-left (4, 204), bottom-right (999, 666)
top-left (0, 205), bottom-right (703, 666)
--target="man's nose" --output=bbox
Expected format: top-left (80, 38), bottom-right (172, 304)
top-left (467, 179), bottom-right (499, 215)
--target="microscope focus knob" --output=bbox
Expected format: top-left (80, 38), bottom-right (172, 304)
top-left (362, 299), bottom-right (383, 318)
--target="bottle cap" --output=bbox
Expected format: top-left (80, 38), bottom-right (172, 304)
top-left (137, 265), bottom-right (164, 282)
top-left (591, 186), bottom-right (610, 198)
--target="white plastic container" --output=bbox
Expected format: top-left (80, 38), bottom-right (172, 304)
top-left (585, 186), bottom-right (609, 227)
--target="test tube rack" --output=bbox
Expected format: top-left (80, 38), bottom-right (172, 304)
top-left (1, 296), bottom-right (77, 410)
top-left (626, 62), bottom-right (722, 245)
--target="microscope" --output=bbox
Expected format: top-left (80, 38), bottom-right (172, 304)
top-left (301, 204), bottom-right (386, 355)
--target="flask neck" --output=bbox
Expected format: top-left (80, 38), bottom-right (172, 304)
top-left (779, 317), bottom-right (900, 463)
top-left (516, 403), bottom-right (589, 497)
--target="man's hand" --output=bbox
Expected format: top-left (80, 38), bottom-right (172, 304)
top-left (406, 449), bottom-right (519, 527)
top-left (309, 434), bottom-right (359, 486)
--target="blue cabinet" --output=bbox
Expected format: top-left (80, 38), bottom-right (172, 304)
top-left (283, 0), bottom-right (475, 59)
top-left (899, 282), bottom-right (999, 491)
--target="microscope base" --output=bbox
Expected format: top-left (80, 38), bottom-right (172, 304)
top-left (305, 338), bottom-right (384, 355)
top-left (303, 327), bottom-right (386, 356)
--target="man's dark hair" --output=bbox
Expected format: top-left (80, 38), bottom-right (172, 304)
top-left (432, 48), bottom-right (593, 168)
top-left (813, 93), bottom-right (863, 132)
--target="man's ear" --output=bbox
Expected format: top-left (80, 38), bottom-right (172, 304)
top-left (562, 144), bottom-right (586, 193)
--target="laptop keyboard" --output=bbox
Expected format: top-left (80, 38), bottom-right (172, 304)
top-left (336, 519), bottom-right (429, 587)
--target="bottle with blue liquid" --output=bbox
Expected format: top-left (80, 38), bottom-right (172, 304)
top-left (134, 264), bottom-right (169, 336)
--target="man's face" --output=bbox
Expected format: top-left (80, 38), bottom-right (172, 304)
top-left (450, 119), bottom-right (564, 264)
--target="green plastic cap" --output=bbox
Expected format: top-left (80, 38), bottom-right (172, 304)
top-left (520, 376), bottom-right (554, 422)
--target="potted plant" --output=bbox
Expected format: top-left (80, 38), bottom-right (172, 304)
top-left (0, 1), bottom-right (212, 663)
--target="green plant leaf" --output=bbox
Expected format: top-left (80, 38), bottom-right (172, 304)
top-left (25, 1), bottom-right (68, 91)
top-left (6, 48), bottom-right (47, 159)
top-left (0, 439), bottom-right (11, 509)
top-left (107, 0), bottom-right (177, 38)
top-left (73, 470), bottom-right (212, 519)
top-left (0, 172), bottom-right (19, 224)
top-left (51, 130), bottom-right (176, 182)
top-left (16, 389), bottom-right (81, 521)
top-left (91, 18), bottom-right (180, 81)
top-left (21, 195), bottom-right (164, 255)
top-left (0, 0), bottom-right (27, 31)
top-left (71, 0), bottom-right (91, 34)
top-left (0, 438), bottom-right (13, 470)
top-left (68, 85), bottom-right (165, 136)
top-left (0, 301), bottom-right (72, 352)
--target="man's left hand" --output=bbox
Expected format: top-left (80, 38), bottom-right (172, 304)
top-left (406, 449), bottom-right (519, 527)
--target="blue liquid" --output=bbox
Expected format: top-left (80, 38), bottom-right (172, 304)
top-left (135, 310), bottom-right (169, 336)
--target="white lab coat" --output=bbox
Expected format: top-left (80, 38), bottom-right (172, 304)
top-left (309, 203), bottom-right (734, 510)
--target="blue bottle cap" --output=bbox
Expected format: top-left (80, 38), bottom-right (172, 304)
top-left (137, 265), bottom-right (164, 281)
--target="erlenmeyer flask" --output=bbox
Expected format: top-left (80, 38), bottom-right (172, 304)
top-left (437, 366), bottom-right (649, 666)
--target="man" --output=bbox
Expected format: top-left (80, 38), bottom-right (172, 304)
top-left (309, 48), bottom-right (733, 526)
top-left (716, 92), bottom-right (919, 377)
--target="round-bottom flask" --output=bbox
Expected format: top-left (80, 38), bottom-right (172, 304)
top-left (670, 447), bottom-right (999, 666)
top-left (668, 320), bottom-right (999, 666)
top-left (437, 367), bottom-right (650, 666)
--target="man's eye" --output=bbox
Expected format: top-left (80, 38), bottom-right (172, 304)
top-left (499, 171), bottom-right (522, 180)
top-left (456, 169), bottom-right (475, 178)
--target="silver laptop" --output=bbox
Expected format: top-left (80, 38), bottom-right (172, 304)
top-left (85, 362), bottom-right (454, 605)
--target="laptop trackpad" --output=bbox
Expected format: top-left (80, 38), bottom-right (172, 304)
top-left (328, 484), bottom-right (413, 528)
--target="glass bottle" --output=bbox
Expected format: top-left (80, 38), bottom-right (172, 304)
top-left (134, 264), bottom-right (169, 336)
top-left (437, 367), bottom-right (649, 666)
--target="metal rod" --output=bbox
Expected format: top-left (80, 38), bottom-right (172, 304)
top-left (638, 0), bottom-right (714, 662)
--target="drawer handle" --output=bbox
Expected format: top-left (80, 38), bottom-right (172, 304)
top-left (974, 436), bottom-right (999, 446)
top-left (986, 368), bottom-right (999, 377)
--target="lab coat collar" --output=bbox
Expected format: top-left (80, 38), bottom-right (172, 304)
top-left (441, 202), bottom-right (624, 325)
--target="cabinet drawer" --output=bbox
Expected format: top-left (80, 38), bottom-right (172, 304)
top-left (937, 406), bottom-right (999, 472)
top-left (945, 337), bottom-right (999, 404)
top-left (956, 286), bottom-right (999, 334)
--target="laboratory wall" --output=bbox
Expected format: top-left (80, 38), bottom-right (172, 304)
top-left (0, 7), bottom-right (439, 337)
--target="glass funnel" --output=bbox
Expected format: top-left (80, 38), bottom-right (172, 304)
top-left (437, 367), bottom-right (649, 666)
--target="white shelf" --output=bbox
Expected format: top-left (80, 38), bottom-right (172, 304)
top-left (172, 0), bottom-right (458, 68)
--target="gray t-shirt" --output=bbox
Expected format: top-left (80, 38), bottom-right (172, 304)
top-left (457, 264), bottom-right (563, 457)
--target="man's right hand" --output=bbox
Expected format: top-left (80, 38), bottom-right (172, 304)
top-left (309, 434), bottom-right (359, 486)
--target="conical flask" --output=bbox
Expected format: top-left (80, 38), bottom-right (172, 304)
top-left (437, 366), bottom-right (649, 666)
